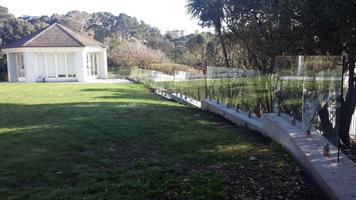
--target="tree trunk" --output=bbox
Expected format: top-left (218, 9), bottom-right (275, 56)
top-left (216, 28), bottom-right (229, 68)
top-left (339, 55), bottom-right (356, 146)
top-left (318, 103), bottom-right (334, 136)
top-left (201, 46), bottom-right (205, 69)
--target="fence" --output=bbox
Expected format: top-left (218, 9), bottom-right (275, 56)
top-left (206, 56), bottom-right (343, 135)
top-left (129, 56), bottom-right (356, 138)
top-left (129, 68), bottom-right (207, 101)
top-left (127, 59), bottom-right (356, 199)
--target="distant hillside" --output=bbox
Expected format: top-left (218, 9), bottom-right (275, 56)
top-left (0, 6), bottom-right (168, 50)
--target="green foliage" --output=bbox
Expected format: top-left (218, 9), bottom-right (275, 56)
top-left (187, 0), bottom-right (224, 29)
top-left (167, 32), bottom-right (222, 67)
top-left (187, 0), bottom-right (230, 67)
top-left (186, 0), bottom-right (356, 69)
top-left (0, 53), bottom-right (6, 81)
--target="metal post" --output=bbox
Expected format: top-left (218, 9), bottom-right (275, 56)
top-left (197, 87), bottom-right (200, 101)
top-left (291, 111), bottom-right (296, 126)
top-left (305, 126), bottom-right (311, 138)
top-left (324, 143), bottom-right (330, 157)
top-left (205, 67), bottom-right (208, 99)
top-left (212, 87), bottom-right (215, 100)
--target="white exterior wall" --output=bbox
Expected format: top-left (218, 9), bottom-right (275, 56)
top-left (75, 49), bottom-right (87, 82)
top-left (101, 49), bottom-right (108, 79)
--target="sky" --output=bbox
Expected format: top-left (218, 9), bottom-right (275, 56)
top-left (0, 0), bottom-right (211, 34)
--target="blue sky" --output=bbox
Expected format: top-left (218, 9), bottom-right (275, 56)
top-left (0, 0), bottom-right (210, 34)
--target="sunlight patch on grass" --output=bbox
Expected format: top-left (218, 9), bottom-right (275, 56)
top-left (199, 144), bottom-right (252, 154)
top-left (0, 125), bottom-right (54, 134)
top-left (216, 144), bottom-right (252, 153)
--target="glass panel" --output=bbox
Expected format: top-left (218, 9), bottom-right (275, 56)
top-left (67, 54), bottom-right (76, 77)
top-left (275, 56), bottom-right (302, 119)
top-left (16, 54), bottom-right (23, 67)
top-left (301, 56), bottom-right (342, 135)
top-left (16, 54), bottom-right (25, 77)
top-left (47, 54), bottom-right (56, 78)
top-left (275, 55), bottom-right (343, 135)
top-left (57, 54), bottom-right (66, 77)
top-left (87, 54), bottom-right (92, 76)
top-left (93, 54), bottom-right (98, 75)
top-left (207, 66), bottom-right (264, 116)
top-left (37, 53), bottom-right (46, 78)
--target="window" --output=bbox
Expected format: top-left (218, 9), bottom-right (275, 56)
top-left (87, 54), bottom-right (92, 76)
top-left (93, 54), bottom-right (98, 75)
top-left (36, 53), bottom-right (76, 79)
top-left (16, 53), bottom-right (25, 77)
top-left (16, 54), bottom-right (24, 68)
top-left (67, 54), bottom-right (76, 77)
top-left (37, 53), bottom-right (46, 78)
top-left (57, 54), bottom-right (66, 78)
top-left (87, 53), bottom-right (98, 77)
top-left (47, 54), bottom-right (56, 78)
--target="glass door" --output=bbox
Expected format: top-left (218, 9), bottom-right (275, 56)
top-left (87, 53), bottom-right (98, 78)
top-left (16, 53), bottom-right (25, 79)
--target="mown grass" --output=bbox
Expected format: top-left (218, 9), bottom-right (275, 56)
top-left (0, 83), bottom-right (320, 199)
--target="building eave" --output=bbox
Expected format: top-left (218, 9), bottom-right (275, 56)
top-left (2, 47), bottom-right (86, 53)
top-left (2, 46), bottom-right (107, 54)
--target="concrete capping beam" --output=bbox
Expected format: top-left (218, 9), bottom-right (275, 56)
top-left (201, 99), bottom-right (263, 133)
top-left (153, 90), bottom-right (172, 100)
top-left (153, 91), bottom-right (201, 108)
top-left (262, 113), bottom-right (356, 200)
top-left (171, 93), bottom-right (201, 108)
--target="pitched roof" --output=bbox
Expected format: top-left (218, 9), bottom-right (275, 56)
top-left (4, 23), bottom-right (106, 49)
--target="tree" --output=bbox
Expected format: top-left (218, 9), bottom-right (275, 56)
top-left (187, 0), bottom-right (230, 68)
top-left (108, 39), bottom-right (170, 69)
top-left (186, 34), bottom-right (207, 67)
top-left (296, 0), bottom-right (356, 145)
top-left (187, 0), bottom-right (356, 144)
top-left (60, 11), bottom-right (91, 34)
top-left (223, 0), bottom-right (302, 72)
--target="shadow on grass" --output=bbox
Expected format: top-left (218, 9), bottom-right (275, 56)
top-left (0, 100), bottom-right (190, 197)
top-left (0, 96), bottom-right (321, 199)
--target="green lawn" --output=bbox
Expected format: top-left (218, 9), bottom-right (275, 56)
top-left (0, 83), bottom-right (320, 199)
